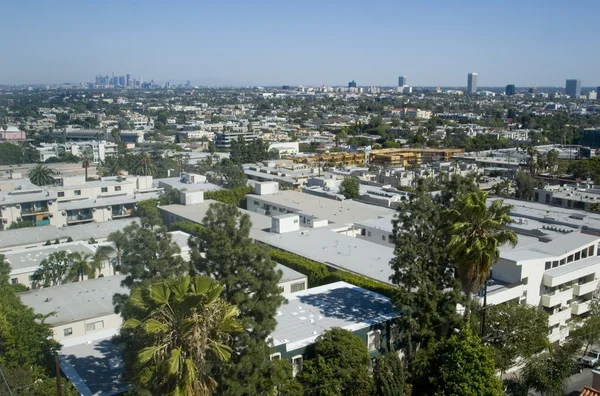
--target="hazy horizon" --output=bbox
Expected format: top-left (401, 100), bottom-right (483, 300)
top-left (3, 0), bottom-right (599, 87)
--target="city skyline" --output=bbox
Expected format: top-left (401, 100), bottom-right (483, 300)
top-left (2, 0), bottom-right (600, 86)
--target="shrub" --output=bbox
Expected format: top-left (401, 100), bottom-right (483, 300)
top-left (269, 249), bottom-right (329, 288)
top-left (204, 186), bottom-right (254, 207)
top-left (325, 271), bottom-right (395, 298)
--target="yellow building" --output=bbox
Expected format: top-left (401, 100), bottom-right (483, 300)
top-left (369, 148), bottom-right (464, 166)
top-left (292, 152), bottom-right (366, 166)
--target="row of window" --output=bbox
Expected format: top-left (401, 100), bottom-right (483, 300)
top-left (360, 228), bottom-right (393, 243)
top-left (62, 320), bottom-right (105, 337)
top-left (56, 186), bottom-right (122, 198)
top-left (544, 245), bottom-right (596, 270)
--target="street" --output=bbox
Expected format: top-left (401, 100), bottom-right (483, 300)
top-left (564, 368), bottom-right (593, 396)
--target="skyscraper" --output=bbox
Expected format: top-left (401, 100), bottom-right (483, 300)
top-left (565, 79), bottom-right (581, 97)
top-left (505, 84), bottom-right (516, 96)
top-left (95, 75), bottom-right (103, 85)
top-left (398, 76), bottom-right (407, 86)
top-left (467, 73), bottom-right (478, 94)
top-left (348, 80), bottom-right (357, 88)
top-left (126, 74), bottom-right (131, 86)
top-left (185, 80), bottom-right (191, 88)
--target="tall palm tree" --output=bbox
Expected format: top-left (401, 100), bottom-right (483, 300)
top-left (66, 251), bottom-right (101, 282)
top-left (81, 151), bottom-right (94, 180)
top-left (107, 230), bottom-right (127, 272)
top-left (97, 157), bottom-right (124, 177)
top-left (131, 152), bottom-right (156, 176)
top-left (121, 275), bottom-right (242, 396)
top-left (28, 164), bottom-right (55, 186)
top-left (446, 191), bottom-right (518, 320)
top-left (94, 245), bottom-right (116, 275)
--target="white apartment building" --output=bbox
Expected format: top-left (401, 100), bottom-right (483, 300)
top-left (487, 232), bottom-right (600, 343)
top-left (215, 131), bottom-right (260, 148)
top-left (0, 175), bottom-right (161, 230)
top-left (37, 140), bottom-right (118, 164)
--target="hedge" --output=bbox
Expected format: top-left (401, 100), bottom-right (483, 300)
top-left (269, 248), bottom-right (395, 298)
top-left (204, 186), bottom-right (254, 207)
top-left (270, 249), bottom-right (329, 288)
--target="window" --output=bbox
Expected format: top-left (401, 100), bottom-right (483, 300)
top-left (568, 255), bottom-right (574, 263)
top-left (292, 355), bottom-right (303, 377)
top-left (291, 282), bottom-right (305, 293)
top-left (293, 219), bottom-right (298, 224)
top-left (85, 320), bottom-right (104, 332)
top-left (367, 231), bottom-right (371, 237)
top-left (382, 235), bottom-right (386, 241)
top-left (361, 228), bottom-right (366, 236)
top-left (582, 248), bottom-right (588, 259)
top-left (367, 330), bottom-right (381, 352)
top-left (254, 200), bottom-right (259, 205)
top-left (388, 235), bottom-right (393, 242)
top-left (74, 190), bottom-right (81, 196)
top-left (552, 261), bottom-right (558, 268)
top-left (545, 261), bottom-right (551, 270)
top-left (115, 186), bottom-right (121, 192)
top-left (10, 278), bottom-right (17, 285)
top-left (575, 252), bottom-right (581, 261)
top-left (590, 246), bottom-right (595, 256)
top-left (279, 207), bottom-right (285, 212)
top-left (64, 328), bottom-right (73, 337)
top-left (58, 192), bottom-right (65, 197)
top-left (101, 187), bottom-right (108, 193)
top-left (560, 258), bottom-right (566, 266)
top-left (269, 353), bottom-right (281, 361)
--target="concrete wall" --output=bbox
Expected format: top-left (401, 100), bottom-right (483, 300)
top-left (356, 225), bottom-right (394, 247)
top-left (278, 278), bottom-right (308, 294)
top-left (52, 313), bottom-right (122, 342)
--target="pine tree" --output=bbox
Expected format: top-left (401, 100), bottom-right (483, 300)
top-left (189, 203), bottom-right (285, 395)
top-left (390, 180), bottom-right (462, 361)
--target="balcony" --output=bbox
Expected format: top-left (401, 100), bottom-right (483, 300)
top-left (20, 206), bottom-right (49, 215)
top-left (111, 206), bottom-right (134, 219)
top-left (571, 300), bottom-right (592, 315)
top-left (543, 257), bottom-right (600, 288)
top-left (541, 288), bottom-right (573, 308)
top-left (548, 327), bottom-right (570, 344)
top-left (574, 279), bottom-right (599, 297)
top-left (548, 308), bottom-right (572, 327)
top-left (66, 212), bottom-right (94, 224)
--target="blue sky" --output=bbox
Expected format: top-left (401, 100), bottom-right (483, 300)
top-left (2, 0), bottom-right (599, 87)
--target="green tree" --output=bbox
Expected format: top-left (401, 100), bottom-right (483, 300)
top-left (296, 328), bottom-right (374, 396)
top-left (338, 176), bottom-right (360, 199)
top-left (27, 164), bottom-right (55, 186)
top-left (94, 245), bottom-right (116, 276)
top-left (571, 315), bottom-right (600, 355)
top-left (514, 170), bottom-right (541, 201)
top-left (412, 325), bottom-right (504, 396)
top-left (373, 352), bottom-right (405, 396)
top-left (107, 230), bottom-right (127, 272)
top-left (33, 250), bottom-right (71, 287)
top-left (135, 199), bottom-right (163, 227)
top-left (390, 180), bottom-right (462, 360)
top-left (446, 191), bottom-right (518, 319)
top-left (131, 152), bottom-right (157, 176)
top-left (97, 157), bottom-right (124, 177)
top-left (213, 159), bottom-right (248, 189)
top-left (7, 218), bottom-right (35, 229)
top-left (518, 340), bottom-right (582, 396)
top-left (66, 251), bottom-right (100, 282)
top-left (188, 203), bottom-right (285, 395)
top-left (118, 275), bottom-right (242, 396)
top-left (481, 302), bottom-right (548, 373)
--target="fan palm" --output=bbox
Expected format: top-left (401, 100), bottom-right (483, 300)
top-left (81, 151), bottom-right (94, 180)
top-left (446, 191), bottom-right (518, 319)
top-left (107, 230), bottom-right (127, 272)
top-left (94, 245), bottom-right (117, 275)
top-left (97, 157), bottom-right (124, 177)
top-left (66, 251), bottom-right (101, 282)
top-left (131, 152), bottom-right (156, 176)
top-left (28, 164), bottom-right (55, 186)
top-left (121, 275), bottom-right (242, 396)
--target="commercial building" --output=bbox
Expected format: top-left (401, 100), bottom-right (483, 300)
top-left (505, 84), bottom-right (516, 96)
top-left (348, 80), bottom-right (357, 88)
top-left (271, 282), bottom-right (399, 371)
top-left (566, 79), bottom-right (582, 98)
top-left (368, 148), bottom-right (464, 166)
top-left (581, 129), bottom-right (600, 148)
top-left (0, 126), bottom-right (26, 140)
top-left (398, 76), bottom-right (407, 86)
top-left (214, 131), bottom-right (260, 148)
top-left (534, 185), bottom-right (600, 212)
top-left (467, 72), bottom-right (478, 94)
top-left (36, 140), bottom-right (118, 164)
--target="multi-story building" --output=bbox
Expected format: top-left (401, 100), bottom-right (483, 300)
top-left (368, 148), bottom-right (464, 166)
top-left (566, 79), bottom-right (582, 98)
top-left (215, 131), bottom-right (260, 148)
top-left (0, 175), bottom-right (161, 230)
top-left (50, 127), bottom-right (109, 141)
top-left (398, 76), bottom-right (407, 86)
top-left (467, 72), bottom-right (478, 94)
top-left (0, 126), bottom-right (26, 140)
top-left (37, 141), bottom-right (117, 164)
top-left (487, 231), bottom-right (600, 343)
top-left (534, 185), bottom-right (600, 211)
top-left (505, 84), bottom-right (516, 96)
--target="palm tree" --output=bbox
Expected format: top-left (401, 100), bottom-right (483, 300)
top-left (66, 251), bottom-right (101, 282)
top-left (121, 275), bottom-right (242, 396)
top-left (28, 164), bottom-right (55, 186)
top-left (131, 152), bottom-right (156, 176)
top-left (81, 151), bottom-right (94, 180)
top-left (107, 230), bottom-right (127, 273)
top-left (97, 157), bottom-right (124, 177)
top-left (446, 191), bottom-right (518, 320)
top-left (94, 245), bottom-right (117, 275)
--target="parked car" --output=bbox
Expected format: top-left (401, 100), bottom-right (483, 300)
top-left (581, 350), bottom-right (600, 368)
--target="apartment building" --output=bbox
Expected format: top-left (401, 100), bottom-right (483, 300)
top-left (487, 232), bottom-right (600, 343)
top-left (355, 215), bottom-right (395, 247)
top-left (215, 131), bottom-right (259, 148)
top-left (535, 185), bottom-right (600, 211)
top-left (0, 175), bottom-right (161, 230)
top-left (37, 140), bottom-right (118, 164)
top-left (368, 148), bottom-right (464, 166)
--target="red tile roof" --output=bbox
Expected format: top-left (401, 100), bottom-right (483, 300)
top-left (581, 386), bottom-right (600, 396)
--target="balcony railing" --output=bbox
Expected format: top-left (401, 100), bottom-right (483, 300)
top-left (571, 300), bottom-right (591, 315)
top-left (20, 206), bottom-right (49, 214)
top-left (67, 213), bottom-right (93, 222)
top-left (541, 288), bottom-right (573, 308)
top-left (574, 279), bottom-right (599, 296)
top-left (548, 308), bottom-right (572, 327)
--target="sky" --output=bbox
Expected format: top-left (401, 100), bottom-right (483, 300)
top-left (2, 0), bottom-right (599, 87)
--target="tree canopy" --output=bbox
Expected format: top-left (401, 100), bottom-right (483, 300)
top-left (338, 177), bottom-right (360, 199)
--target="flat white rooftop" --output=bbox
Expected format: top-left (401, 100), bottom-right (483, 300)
top-left (5, 241), bottom-right (98, 273)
